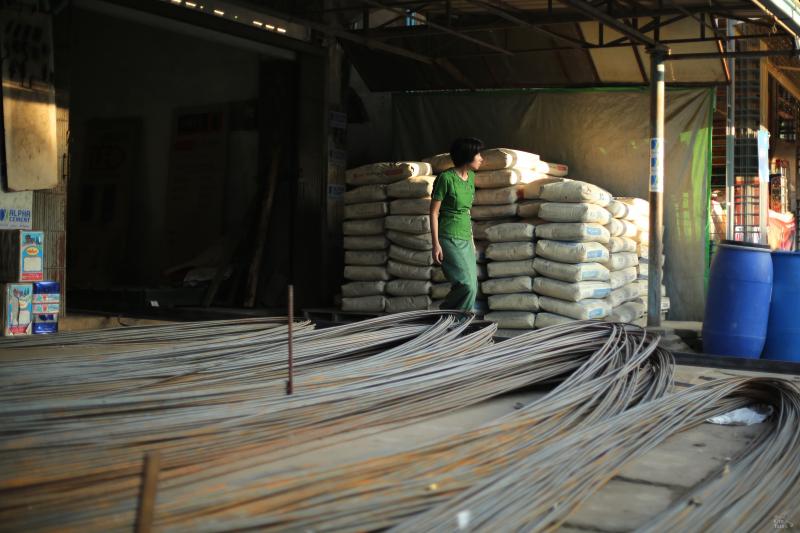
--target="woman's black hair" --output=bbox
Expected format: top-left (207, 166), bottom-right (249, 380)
top-left (449, 137), bottom-right (484, 167)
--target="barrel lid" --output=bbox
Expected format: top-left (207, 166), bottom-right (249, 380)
top-left (719, 239), bottom-right (771, 251)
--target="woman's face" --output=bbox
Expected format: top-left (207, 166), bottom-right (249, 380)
top-left (469, 152), bottom-right (484, 171)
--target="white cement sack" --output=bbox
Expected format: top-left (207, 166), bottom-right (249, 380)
top-left (343, 217), bottom-right (385, 236)
top-left (616, 197), bottom-right (650, 219)
top-left (480, 148), bottom-right (540, 171)
top-left (432, 267), bottom-right (446, 283)
top-left (637, 231), bottom-right (650, 244)
top-left (603, 252), bottom-right (639, 271)
top-left (345, 250), bottom-right (388, 266)
top-left (423, 153), bottom-right (453, 173)
top-left (605, 283), bottom-right (641, 308)
top-left (344, 236), bottom-right (389, 250)
top-left (533, 277), bottom-right (611, 302)
top-left (605, 301), bottom-right (646, 323)
top-left (539, 296), bottom-right (611, 320)
top-left (473, 218), bottom-right (516, 240)
top-left (387, 230), bottom-right (432, 251)
top-left (477, 263), bottom-right (488, 281)
top-left (605, 218), bottom-right (638, 238)
top-left (389, 245), bottom-right (433, 266)
top-left (485, 222), bottom-right (535, 243)
top-left (474, 186), bottom-right (522, 205)
top-left (471, 204), bottom-right (518, 220)
top-left (535, 223), bottom-right (610, 243)
top-left (539, 180), bottom-right (612, 207)
top-left (342, 281), bottom-right (385, 298)
top-left (344, 202), bottom-right (388, 220)
top-left (486, 242), bottom-right (535, 261)
top-left (390, 198), bottom-right (430, 215)
top-left (387, 176), bottom-right (436, 198)
top-left (385, 215), bottom-right (431, 234)
top-left (605, 237), bottom-right (638, 253)
top-left (431, 282), bottom-right (451, 300)
top-left (610, 267), bottom-right (638, 289)
top-left (517, 200), bottom-right (545, 218)
top-left (536, 312), bottom-right (575, 328)
top-left (482, 276), bottom-right (533, 295)
top-left (344, 265), bottom-right (391, 281)
top-left (344, 184), bottom-right (387, 205)
top-left (488, 259), bottom-right (537, 278)
top-left (484, 311), bottom-right (536, 329)
top-left (488, 293), bottom-right (539, 311)
top-left (606, 200), bottom-right (628, 218)
top-left (638, 263), bottom-right (649, 278)
top-left (386, 295), bottom-right (431, 313)
top-left (534, 161), bottom-right (569, 177)
top-left (522, 177), bottom-right (568, 199)
top-left (386, 279), bottom-right (431, 296)
top-left (637, 242), bottom-right (649, 258)
top-left (387, 260), bottom-right (431, 281)
top-left (539, 203), bottom-right (611, 224)
top-left (342, 295), bottom-right (386, 313)
top-left (536, 240), bottom-right (609, 264)
top-left (533, 258), bottom-right (610, 282)
top-left (475, 240), bottom-right (489, 263)
top-left (346, 161), bottom-right (433, 186)
top-left (475, 168), bottom-right (546, 189)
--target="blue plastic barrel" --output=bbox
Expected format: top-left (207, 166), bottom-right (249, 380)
top-left (762, 251), bottom-right (800, 361)
top-left (703, 240), bottom-right (773, 358)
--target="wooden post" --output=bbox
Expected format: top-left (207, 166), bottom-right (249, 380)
top-left (135, 451), bottom-right (161, 533)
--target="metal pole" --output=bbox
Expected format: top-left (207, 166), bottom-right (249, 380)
top-left (726, 19), bottom-right (736, 240)
top-left (648, 49), bottom-right (666, 327)
top-left (286, 285), bottom-right (294, 395)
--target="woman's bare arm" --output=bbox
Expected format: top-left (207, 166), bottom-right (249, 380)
top-left (430, 200), bottom-right (443, 264)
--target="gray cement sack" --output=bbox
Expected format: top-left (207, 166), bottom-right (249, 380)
top-left (342, 295), bottom-right (386, 313)
top-left (495, 329), bottom-right (530, 338)
top-left (346, 161), bottom-right (433, 186)
top-left (535, 223), bottom-right (610, 243)
top-left (535, 312), bottom-right (575, 328)
top-left (517, 200), bottom-right (545, 218)
top-left (344, 184), bottom-right (387, 205)
top-left (485, 222), bottom-right (535, 243)
top-left (484, 311), bottom-right (536, 329)
top-left (387, 176), bottom-right (436, 198)
top-left (386, 279), bottom-right (431, 296)
top-left (341, 281), bottom-right (385, 298)
top-left (386, 295), bottom-right (431, 313)
top-left (487, 259), bottom-right (537, 278)
top-left (389, 244), bottom-right (433, 266)
top-left (387, 260), bottom-right (431, 280)
top-left (385, 215), bottom-right (431, 234)
top-left (539, 202), bottom-right (611, 224)
top-left (387, 230), bottom-right (432, 251)
top-left (390, 198), bottom-right (431, 215)
top-left (603, 252), bottom-right (639, 271)
top-left (536, 240), bottom-right (609, 264)
top-left (605, 237), bottom-right (637, 253)
top-left (429, 299), bottom-right (444, 310)
top-left (539, 180), bottom-right (612, 207)
top-left (471, 204), bottom-right (518, 220)
top-left (479, 148), bottom-right (540, 171)
top-left (610, 267), bottom-right (638, 289)
top-left (488, 293), bottom-right (540, 311)
top-left (343, 236), bottom-right (389, 250)
top-left (344, 202), bottom-right (388, 220)
top-left (522, 177), bottom-right (568, 199)
top-left (474, 186), bottom-right (521, 205)
top-left (344, 265), bottom-right (391, 281)
top-left (431, 282), bottom-right (451, 300)
top-left (432, 267), bottom-right (446, 282)
top-left (343, 217), bottom-right (384, 236)
top-left (486, 242), bottom-right (535, 261)
top-left (605, 301), bottom-right (646, 323)
top-left (533, 277), bottom-right (611, 302)
top-left (474, 168), bottom-right (546, 188)
top-left (482, 276), bottom-right (533, 295)
top-left (533, 258), bottom-right (610, 282)
top-left (473, 219), bottom-right (516, 240)
top-left (604, 283), bottom-right (641, 308)
top-left (539, 296), bottom-right (611, 320)
top-left (345, 250), bottom-right (388, 266)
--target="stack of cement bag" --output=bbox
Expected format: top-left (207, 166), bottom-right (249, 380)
top-left (481, 222), bottom-right (538, 336)
top-left (602, 197), bottom-right (647, 324)
top-left (340, 161), bottom-right (432, 313)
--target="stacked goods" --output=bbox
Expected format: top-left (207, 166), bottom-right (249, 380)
top-left (602, 198), bottom-right (645, 324)
top-left (482, 223), bottom-right (538, 335)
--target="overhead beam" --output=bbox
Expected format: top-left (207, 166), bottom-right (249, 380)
top-left (557, 0), bottom-right (665, 49)
top-left (667, 49), bottom-right (799, 60)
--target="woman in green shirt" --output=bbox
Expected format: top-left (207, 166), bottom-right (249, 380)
top-left (430, 137), bottom-right (484, 311)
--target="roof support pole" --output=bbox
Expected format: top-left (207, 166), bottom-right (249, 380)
top-left (648, 48), bottom-right (666, 327)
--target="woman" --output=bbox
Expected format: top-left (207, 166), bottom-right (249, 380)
top-left (430, 137), bottom-right (484, 311)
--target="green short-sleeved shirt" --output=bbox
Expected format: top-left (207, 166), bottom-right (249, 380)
top-left (432, 168), bottom-right (475, 241)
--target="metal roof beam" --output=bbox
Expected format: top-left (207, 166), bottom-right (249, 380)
top-left (557, 0), bottom-right (666, 49)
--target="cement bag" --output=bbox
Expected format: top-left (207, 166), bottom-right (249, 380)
top-left (390, 198), bottom-right (430, 215)
top-left (385, 215), bottom-right (430, 234)
top-left (637, 242), bottom-right (648, 258)
top-left (344, 265), bottom-right (391, 281)
top-left (389, 244), bottom-right (433, 267)
top-left (488, 259), bottom-right (536, 278)
top-left (604, 219), bottom-right (638, 238)
top-left (344, 202), bottom-right (388, 220)
top-left (431, 282), bottom-right (451, 300)
top-left (475, 240), bottom-right (489, 263)
top-left (480, 148), bottom-right (540, 171)
top-left (534, 161), bottom-right (569, 177)
top-left (475, 168), bottom-right (546, 188)
top-left (605, 301), bottom-right (646, 323)
top-left (473, 219), bottom-right (516, 240)
top-left (519, 217), bottom-right (548, 226)
top-left (606, 200), bottom-right (628, 218)
top-left (535, 223), bottom-right (610, 244)
top-left (342, 281), bottom-right (385, 298)
top-left (345, 250), bottom-right (388, 266)
top-left (474, 186), bottom-right (521, 205)
top-left (605, 283), bottom-right (641, 308)
top-left (387, 230), bottom-right (432, 251)
top-left (522, 177), bottom-right (567, 199)
top-left (517, 200), bottom-right (545, 219)
top-left (637, 231), bottom-right (650, 244)
top-left (496, 329), bottom-right (530, 338)
top-left (539, 203), bottom-right (611, 224)
top-left (432, 267), bottom-right (446, 282)
top-left (430, 299), bottom-right (444, 310)
top-left (386, 295), bottom-right (431, 313)
top-left (387, 260), bottom-right (431, 281)
top-left (342, 295), bottom-right (386, 313)
top-left (486, 242), bottom-right (535, 261)
top-left (616, 197), bottom-right (650, 219)
top-left (471, 204), bottom-right (518, 220)
top-left (343, 218), bottom-right (384, 236)
top-left (482, 276), bottom-right (533, 295)
top-left (485, 223), bottom-right (535, 243)
top-left (386, 279), bottom-right (431, 296)
top-left (488, 293), bottom-right (539, 311)
top-left (346, 161), bottom-right (432, 186)
top-left (610, 267), bottom-right (637, 289)
top-left (477, 263), bottom-right (488, 281)
top-left (604, 252), bottom-right (639, 271)
top-left (533, 258), bottom-right (610, 282)
top-left (484, 311), bottom-right (536, 329)
top-left (539, 296), bottom-right (611, 320)
top-left (423, 153), bottom-right (453, 173)
top-left (344, 185), bottom-right (387, 205)
top-left (536, 240), bottom-right (609, 264)
top-left (536, 312), bottom-right (574, 328)
top-left (638, 263), bottom-right (649, 278)
top-left (344, 236), bottom-right (389, 250)
top-left (605, 237), bottom-right (637, 253)
top-left (539, 180), bottom-right (612, 207)
top-left (533, 277), bottom-right (611, 302)
top-left (387, 176), bottom-right (435, 198)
